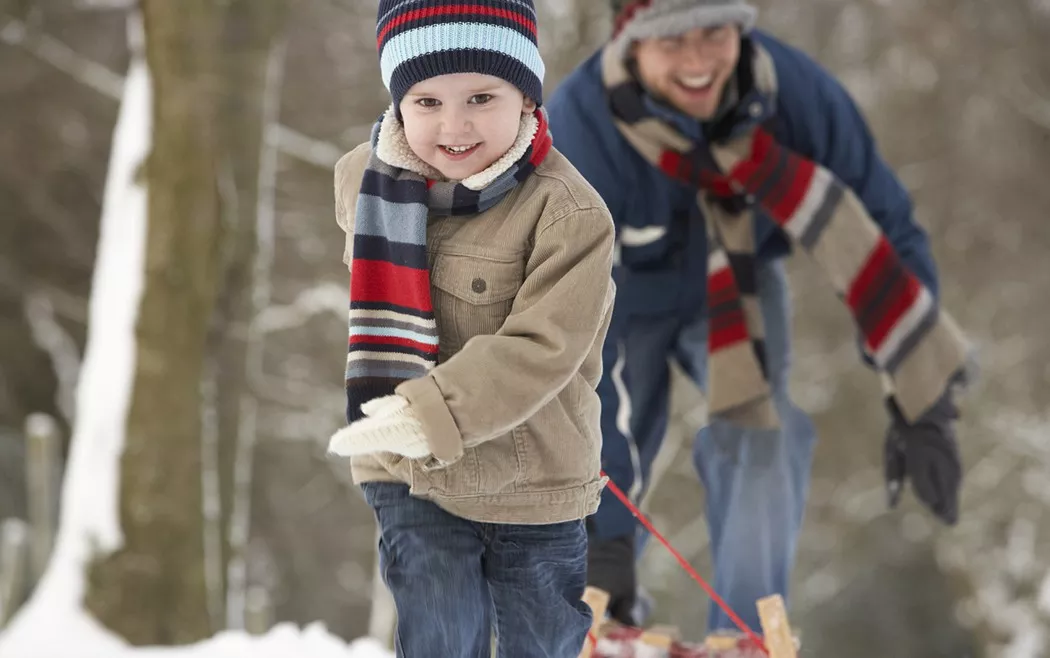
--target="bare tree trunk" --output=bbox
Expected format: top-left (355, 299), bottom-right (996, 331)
top-left (83, 4), bottom-right (223, 644)
top-left (83, 0), bottom-right (287, 645)
top-left (207, 0), bottom-right (288, 631)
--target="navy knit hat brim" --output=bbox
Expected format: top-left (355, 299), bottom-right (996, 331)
top-left (377, 1), bottom-right (545, 108)
top-left (388, 50), bottom-right (544, 109)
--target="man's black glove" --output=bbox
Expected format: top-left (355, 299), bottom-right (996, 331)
top-left (586, 533), bottom-right (636, 626)
top-left (884, 390), bottom-right (961, 525)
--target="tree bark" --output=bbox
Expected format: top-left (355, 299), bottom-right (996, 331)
top-left (84, 0), bottom-right (287, 645)
top-left (208, 3), bottom-right (287, 632)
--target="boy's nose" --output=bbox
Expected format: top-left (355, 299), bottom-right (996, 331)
top-left (442, 107), bottom-right (472, 133)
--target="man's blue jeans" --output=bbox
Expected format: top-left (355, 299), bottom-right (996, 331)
top-left (362, 482), bottom-right (593, 657)
top-left (592, 260), bottom-right (817, 633)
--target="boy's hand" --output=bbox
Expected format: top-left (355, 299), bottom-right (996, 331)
top-left (328, 395), bottom-right (431, 459)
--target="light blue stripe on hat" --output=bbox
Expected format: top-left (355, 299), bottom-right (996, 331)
top-left (380, 23), bottom-right (545, 88)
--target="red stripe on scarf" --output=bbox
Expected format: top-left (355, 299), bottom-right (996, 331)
top-left (350, 259), bottom-right (432, 313)
top-left (528, 109), bottom-right (552, 166)
top-left (707, 267), bottom-right (749, 352)
top-left (377, 4), bottom-right (537, 47)
top-left (769, 156), bottom-right (815, 221)
top-left (348, 334), bottom-right (439, 355)
top-left (728, 128), bottom-right (773, 184)
top-left (709, 313), bottom-right (750, 352)
top-left (731, 130), bottom-right (815, 223)
top-left (847, 237), bottom-right (922, 351)
top-left (659, 150), bottom-right (684, 179)
top-left (661, 149), bottom-right (727, 192)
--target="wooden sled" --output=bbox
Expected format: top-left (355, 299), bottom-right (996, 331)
top-left (578, 587), bottom-right (799, 658)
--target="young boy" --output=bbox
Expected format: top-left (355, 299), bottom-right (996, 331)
top-left (326, 1), bottom-right (616, 656)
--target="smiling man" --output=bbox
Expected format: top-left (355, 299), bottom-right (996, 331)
top-left (547, 0), bottom-right (972, 637)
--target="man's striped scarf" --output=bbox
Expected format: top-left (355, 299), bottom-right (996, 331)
top-left (344, 108), bottom-right (552, 423)
top-left (601, 42), bottom-right (970, 427)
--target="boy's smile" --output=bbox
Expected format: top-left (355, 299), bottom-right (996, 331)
top-left (400, 73), bottom-right (536, 181)
top-left (438, 143), bottom-right (481, 159)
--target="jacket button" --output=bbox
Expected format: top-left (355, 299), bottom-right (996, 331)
top-left (471, 277), bottom-right (487, 293)
top-left (749, 102), bottom-right (763, 117)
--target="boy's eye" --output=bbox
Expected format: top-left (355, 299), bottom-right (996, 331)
top-left (416, 98), bottom-right (440, 108)
top-left (468, 94), bottom-right (493, 105)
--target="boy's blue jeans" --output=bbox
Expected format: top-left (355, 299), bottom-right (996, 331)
top-left (362, 482), bottom-right (593, 658)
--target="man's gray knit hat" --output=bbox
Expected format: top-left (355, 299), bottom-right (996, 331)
top-left (610, 0), bottom-right (758, 60)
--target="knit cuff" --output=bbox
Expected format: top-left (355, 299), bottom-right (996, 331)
top-left (396, 374), bottom-right (464, 465)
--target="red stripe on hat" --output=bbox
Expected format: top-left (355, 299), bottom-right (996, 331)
top-left (613, 0), bottom-right (654, 36)
top-left (350, 259), bottom-right (433, 312)
top-left (378, 4), bottom-right (537, 48)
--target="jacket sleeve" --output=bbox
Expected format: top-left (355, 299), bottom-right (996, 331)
top-left (395, 206), bottom-right (616, 465)
top-left (784, 53), bottom-right (940, 299)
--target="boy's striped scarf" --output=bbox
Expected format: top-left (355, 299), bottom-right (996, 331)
top-left (601, 43), bottom-right (970, 427)
top-left (344, 108), bottom-right (552, 424)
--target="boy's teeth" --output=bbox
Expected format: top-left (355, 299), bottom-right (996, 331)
top-left (444, 144), bottom-right (476, 153)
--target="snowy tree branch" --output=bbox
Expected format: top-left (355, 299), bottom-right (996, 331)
top-left (1002, 72), bottom-right (1050, 133)
top-left (23, 293), bottom-right (82, 426)
top-left (227, 35), bottom-right (288, 633)
top-left (0, 18), bottom-right (124, 99)
top-left (267, 124), bottom-right (345, 170)
top-left (0, 17), bottom-right (347, 169)
top-left (252, 283), bottom-right (348, 334)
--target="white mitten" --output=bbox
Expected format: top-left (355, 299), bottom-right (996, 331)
top-left (361, 394), bottom-right (411, 418)
top-left (327, 396), bottom-right (431, 459)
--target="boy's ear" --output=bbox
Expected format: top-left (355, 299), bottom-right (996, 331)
top-left (522, 96), bottom-right (538, 113)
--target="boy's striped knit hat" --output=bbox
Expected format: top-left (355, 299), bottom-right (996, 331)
top-left (377, 0), bottom-right (545, 108)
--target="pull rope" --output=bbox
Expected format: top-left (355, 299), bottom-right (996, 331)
top-left (586, 471), bottom-right (770, 656)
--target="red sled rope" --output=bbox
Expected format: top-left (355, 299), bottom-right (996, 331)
top-left (587, 472), bottom-right (770, 656)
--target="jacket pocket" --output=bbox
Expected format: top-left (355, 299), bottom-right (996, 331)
top-left (429, 250), bottom-right (525, 349)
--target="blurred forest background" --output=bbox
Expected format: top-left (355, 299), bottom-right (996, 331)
top-left (1, 0), bottom-right (1049, 656)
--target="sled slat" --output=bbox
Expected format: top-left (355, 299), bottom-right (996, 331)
top-left (578, 587), bottom-right (610, 658)
top-left (757, 594), bottom-right (796, 658)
